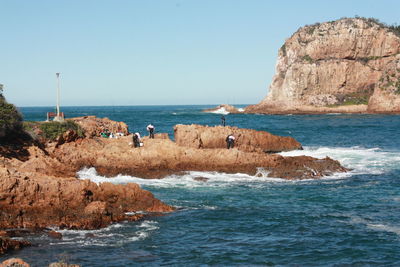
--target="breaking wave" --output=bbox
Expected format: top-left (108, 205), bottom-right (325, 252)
top-left (208, 107), bottom-right (229, 115)
top-left (279, 146), bottom-right (400, 175)
top-left (49, 220), bottom-right (159, 247)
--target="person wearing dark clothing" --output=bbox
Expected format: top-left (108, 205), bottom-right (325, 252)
top-left (221, 115), bottom-right (226, 126)
top-left (226, 134), bottom-right (235, 149)
top-left (133, 132), bottom-right (141, 148)
top-left (147, 124), bottom-right (155, 139)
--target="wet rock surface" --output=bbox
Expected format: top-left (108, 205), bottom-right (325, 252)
top-left (0, 238), bottom-right (31, 255)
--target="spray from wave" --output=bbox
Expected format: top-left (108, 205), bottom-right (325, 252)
top-left (208, 107), bottom-right (229, 115)
top-left (279, 146), bottom-right (400, 175)
top-left (49, 220), bottom-right (159, 247)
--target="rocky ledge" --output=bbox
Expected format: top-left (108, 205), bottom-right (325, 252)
top-left (0, 116), bottom-right (347, 255)
top-left (174, 124), bottom-right (302, 153)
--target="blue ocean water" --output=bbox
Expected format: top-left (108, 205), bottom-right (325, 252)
top-left (3, 105), bottom-right (400, 266)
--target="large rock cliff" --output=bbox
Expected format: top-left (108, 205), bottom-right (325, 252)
top-left (246, 18), bottom-right (400, 114)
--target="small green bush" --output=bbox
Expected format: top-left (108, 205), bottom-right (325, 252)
top-left (40, 121), bottom-right (84, 141)
top-left (395, 79), bottom-right (400, 94)
top-left (280, 44), bottom-right (287, 57)
top-left (302, 55), bottom-right (314, 63)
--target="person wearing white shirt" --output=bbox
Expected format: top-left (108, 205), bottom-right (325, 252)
top-left (146, 124), bottom-right (155, 139)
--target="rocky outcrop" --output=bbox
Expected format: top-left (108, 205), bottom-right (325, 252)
top-left (0, 164), bottom-right (173, 230)
top-left (174, 124), bottom-right (302, 153)
top-left (0, 258), bottom-right (81, 267)
top-left (246, 18), bottom-right (400, 114)
top-left (70, 116), bottom-right (129, 138)
top-left (267, 156), bottom-right (347, 179)
top-left (0, 258), bottom-right (31, 267)
top-left (0, 117), bottom-right (348, 256)
top-left (48, 131), bottom-right (344, 180)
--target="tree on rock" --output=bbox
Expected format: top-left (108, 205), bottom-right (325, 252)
top-left (0, 84), bottom-right (23, 139)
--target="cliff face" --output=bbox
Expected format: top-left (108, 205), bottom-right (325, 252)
top-left (368, 54), bottom-right (400, 112)
top-left (246, 18), bottom-right (400, 113)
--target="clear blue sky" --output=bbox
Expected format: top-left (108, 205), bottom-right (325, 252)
top-left (1, 0), bottom-right (399, 107)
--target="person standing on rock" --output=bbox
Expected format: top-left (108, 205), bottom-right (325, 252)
top-left (147, 123), bottom-right (155, 139)
top-left (221, 115), bottom-right (226, 126)
top-left (133, 132), bottom-right (141, 148)
top-left (226, 134), bottom-right (235, 149)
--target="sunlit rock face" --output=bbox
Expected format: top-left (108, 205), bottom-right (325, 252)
top-left (246, 18), bottom-right (400, 114)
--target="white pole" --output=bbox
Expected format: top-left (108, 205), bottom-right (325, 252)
top-left (56, 72), bottom-right (60, 118)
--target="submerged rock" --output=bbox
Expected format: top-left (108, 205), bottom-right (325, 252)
top-left (0, 238), bottom-right (31, 255)
top-left (193, 177), bottom-right (209, 182)
top-left (47, 230), bottom-right (62, 240)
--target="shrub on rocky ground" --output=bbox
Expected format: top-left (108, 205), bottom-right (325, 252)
top-left (0, 95), bottom-right (23, 140)
top-left (39, 121), bottom-right (84, 141)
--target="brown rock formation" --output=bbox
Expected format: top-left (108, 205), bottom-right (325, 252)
top-left (368, 54), bottom-right (400, 112)
top-left (0, 164), bottom-right (173, 230)
top-left (246, 18), bottom-right (400, 114)
top-left (0, 117), bottom-right (348, 255)
top-left (174, 124), bottom-right (302, 153)
top-left (70, 116), bottom-right (129, 138)
top-left (49, 131), bottom-right (344, 180)
top-left (0, 258), bottom-right (31, 267)
top-left (268, 156), bottom-right (347, 179)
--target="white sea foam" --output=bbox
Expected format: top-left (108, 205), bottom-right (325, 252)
top-left (348, 216), bottom-right (400, 236)
top-left (77, 168), bottom-right (281, 188)
top-left (77, 166), bottom-right (348, 190)
top-left (238, 108), bottom-right (245, 112)
top-left (367, 223), bottom-right (400, 235)
top-left (51, 220), bottom-right (159, 247)
top-left (279, 146), bottom-right (400, 175)
top-left (77, 146), bottom-right (400, 189)
top-left (209, 107), bottom-right (229, 115)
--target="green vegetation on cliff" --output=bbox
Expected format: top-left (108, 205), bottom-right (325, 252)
top-left (0, 85), bottom-right (84, 142)
top-left (0, 85), bottom-right (23, 139)
top-left (40, 121), bottom-right (84, 141)
top-left (327, 92), bottom-right (370, 107)
top-left (302, 17), bottom-right (400, 38)
top-left (24, 120), bottom-right (84, 141)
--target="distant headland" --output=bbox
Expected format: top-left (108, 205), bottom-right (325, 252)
top-left (207, 17), bottom-right (400, 114)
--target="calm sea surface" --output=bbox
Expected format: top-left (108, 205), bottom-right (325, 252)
top-left (3, 105), bottom-right (400, 266)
